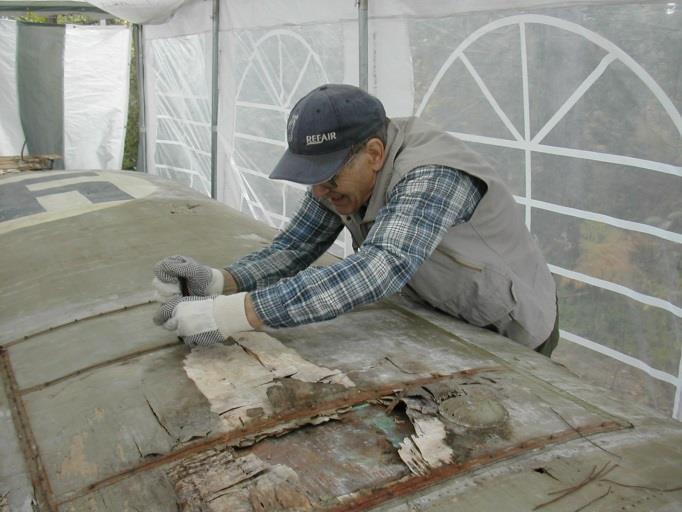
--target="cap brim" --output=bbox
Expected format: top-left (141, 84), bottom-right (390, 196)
top-left (269, 146), bottom-right (351, 185)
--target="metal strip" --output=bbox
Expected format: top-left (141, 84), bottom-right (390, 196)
top-left (0, 348), bottom-right (57, 511)
top-left (135, 24), bottom-right (147, 173)
top-left (56, 368), bottom-right (504, 506)
top-left (1, 300), bottom-right (154, 349)
top-left (358, 0), bottom-right (369, 91)
top-left (386, 300), bottom-right (629, 425)
top-left (210, 0), bottom-right (220, 199)
top-left (331, 420), bottom-right (627, 512)
top-left (19, 342), bottom-right (179, 396)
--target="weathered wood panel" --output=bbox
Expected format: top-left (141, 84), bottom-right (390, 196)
top-left (10, 304), bottom-right (177, 391)
top-left (2, 171), bottom-right (681, 512)
top-left (0, 372), bottom-right (35, 512)
top-left (23, 347), bottom-right (223, 497)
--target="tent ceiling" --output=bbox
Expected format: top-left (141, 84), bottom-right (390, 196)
top-left (0, 0), bottom-right (195, 23)
top-left (0, 1), bottom-right (108, 17)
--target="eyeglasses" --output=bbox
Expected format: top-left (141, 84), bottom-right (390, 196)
top-left (317, 139), bottom-right (369, 190)
top-left (319, 174), bottom-right (338, 189)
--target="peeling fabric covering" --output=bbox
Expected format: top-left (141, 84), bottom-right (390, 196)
top-left (167, 450), bottom-right (315, 510)
top-left (184, 332), bottom-right (354, 432)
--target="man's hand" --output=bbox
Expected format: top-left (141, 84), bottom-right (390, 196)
top-left (152, 255), bottom-right (225, 301)
top-left (153, 293), bottom-right (253, 347)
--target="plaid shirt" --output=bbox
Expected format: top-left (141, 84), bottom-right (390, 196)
top-left (226, 165), bottom-right (483, 328)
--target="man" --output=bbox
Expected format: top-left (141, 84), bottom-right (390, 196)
top-left (153, 84), bottom-right (559, 356)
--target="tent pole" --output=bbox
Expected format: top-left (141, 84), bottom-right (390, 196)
top-left (358, 0), bottom-right (368, 91)
top-left (210, 0), bottom-right (220, 199)
top-left (135, 23), bottom-right (147, 173)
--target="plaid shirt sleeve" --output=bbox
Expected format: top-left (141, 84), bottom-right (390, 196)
top-left (250, 165), bottom-right (484, 328)
top-left (225, 192), bottom-right (343, 291)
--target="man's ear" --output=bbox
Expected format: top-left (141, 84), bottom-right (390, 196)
top-left (366, 138), bottom-right (386, 172)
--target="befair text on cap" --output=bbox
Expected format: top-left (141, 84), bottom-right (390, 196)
top-left (269, 84), bottom-right (386, 185)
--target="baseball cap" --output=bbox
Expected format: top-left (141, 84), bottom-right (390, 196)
top-left (269, 84), bottom-right (386, 185)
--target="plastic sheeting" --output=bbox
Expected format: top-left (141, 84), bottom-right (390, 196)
top-left (219, 14), bottom-right (349, 243)
top-left (0, 20), bottom-right (25, 155)
top-left (404, 6), bottom-right (682, 421)
top-left (142, 0), bottom-right (682, 420)
top-left (145, 27), bottom-right (212, 194)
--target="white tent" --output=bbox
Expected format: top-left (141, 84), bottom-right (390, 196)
top-left (1, 0), bottom-right (681, 420)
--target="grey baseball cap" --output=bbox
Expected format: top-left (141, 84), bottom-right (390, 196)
top-left (269, 84), bottom-right (386, 185)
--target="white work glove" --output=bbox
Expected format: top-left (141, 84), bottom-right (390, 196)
top-left (152, 255), bottom-right (224, 302)
top-left (153, 293), bottom-right (252, 347)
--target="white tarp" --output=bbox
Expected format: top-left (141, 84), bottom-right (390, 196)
top-left (0, 20), bottom-right (130, 169)
top-left (64, 24), bottom-right (130, 169)
top-left (142, 0), bottom-right (682, 420)
top-left (0, 20), bottom-right (25, 155)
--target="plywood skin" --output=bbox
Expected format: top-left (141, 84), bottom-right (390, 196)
top-left (1, 171), bottom-right (681, 511)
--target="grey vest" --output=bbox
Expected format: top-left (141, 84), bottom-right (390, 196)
top-left (325, 117), bottom-right (556, 348)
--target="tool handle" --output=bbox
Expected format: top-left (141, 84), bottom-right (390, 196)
top-left (179, 277), bottom-right (190, 297)
top-left (175, 278), bottom-right (191, 344)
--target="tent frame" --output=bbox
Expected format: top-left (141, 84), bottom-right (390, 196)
top-left (0, 0), bottom-right (370, 199)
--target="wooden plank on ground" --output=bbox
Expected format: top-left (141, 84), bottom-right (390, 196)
top-left (0, 154), bottom-right (62, 173)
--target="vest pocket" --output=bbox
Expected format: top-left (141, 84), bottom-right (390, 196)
top-left (441, 251), bottom-right (484, 272)
top-left (445, 265), bottom-right (516, 327)
top-left (410, 248), bottom-right (516, 328)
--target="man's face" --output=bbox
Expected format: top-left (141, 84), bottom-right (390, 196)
top-left (311, 140), bottom-right (384, 215)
